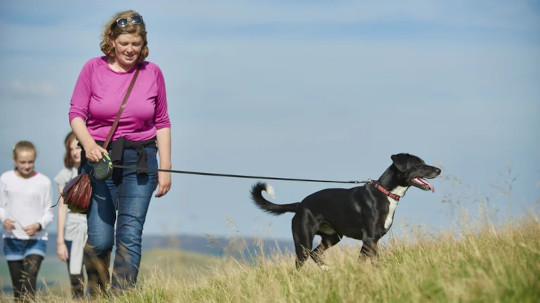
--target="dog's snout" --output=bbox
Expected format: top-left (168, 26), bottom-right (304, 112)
top-left (431, 167), bottom-right (442, 177)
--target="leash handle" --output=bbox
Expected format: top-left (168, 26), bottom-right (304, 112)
top-left (113, 165), bottom-right (367, 184)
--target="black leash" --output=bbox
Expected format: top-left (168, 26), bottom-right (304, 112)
top-left (113, 165), bottom-right (368, 184)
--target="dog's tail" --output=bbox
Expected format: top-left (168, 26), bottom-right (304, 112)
top-left (250, 182), bottom-right (299, 215)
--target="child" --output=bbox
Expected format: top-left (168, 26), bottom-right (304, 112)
top-left (0, 141), bottom-right (53, 301)
top-left (55, 132), bottom-right (87, 298)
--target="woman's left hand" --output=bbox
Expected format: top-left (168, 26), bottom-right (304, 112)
top-left (23, 223), bottom-right (41, 236)
top-left (155, 171), bottom-right (171, 197)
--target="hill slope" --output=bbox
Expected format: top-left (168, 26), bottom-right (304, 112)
top-left (1, 216), bottom-right (538, 302)
top-left (129, 215), bottom-right (540, 302)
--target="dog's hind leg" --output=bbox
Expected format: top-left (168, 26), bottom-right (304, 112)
top-left (360, 239), bottom-right (379, 259)
top-left (310, 233), bottom-right (341, 269)
top-left (291, 211), bottom-right (316, 269)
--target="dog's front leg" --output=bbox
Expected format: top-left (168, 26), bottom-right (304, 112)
top-left (360, 240), bottom-right (378, 259)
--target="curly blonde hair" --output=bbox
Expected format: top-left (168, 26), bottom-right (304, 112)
top-left (100, 10), bottom-right (149, 61)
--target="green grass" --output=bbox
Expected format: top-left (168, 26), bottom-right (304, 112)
top-left (139, 248), bottom-right (222, 285)
top-left (1, 214), bottom-right (538, 302)
top-left (171, 214), bottom-right (539, 303)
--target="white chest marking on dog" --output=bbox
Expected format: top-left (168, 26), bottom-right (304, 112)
top-left (384, 186), bottom-right (408, 230)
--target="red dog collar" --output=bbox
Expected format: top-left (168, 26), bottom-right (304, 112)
top-left (369, 180), bottom-right (401, 201)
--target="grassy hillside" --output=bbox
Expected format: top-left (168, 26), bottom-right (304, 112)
top-left (1, 214), bottom-right (538, 302)
top-left (139, 249), bottom-right (222, 285)
top-left (0, 234), bottom-right (292, 298)
top-left (167, 215), bottom-right (540, 303)
top-left (0, 249), bottom-right (222, 301)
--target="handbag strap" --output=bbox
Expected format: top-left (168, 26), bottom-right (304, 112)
top-left (103, 64), bottom-right (141, 150)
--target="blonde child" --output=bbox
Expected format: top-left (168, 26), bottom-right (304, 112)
top-left (0, 141), bottom-right (53, 301)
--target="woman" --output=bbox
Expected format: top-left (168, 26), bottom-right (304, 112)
top-left (55, 132), bottom-right (87, 298)
top-left (69, 10), bottom-right (172, 293)
top-left (0, 141), bottom-right (54, 301)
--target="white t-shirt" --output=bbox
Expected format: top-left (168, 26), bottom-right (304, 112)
top-left (54, 167), bottom-right (78, 188)
top-left (0, 170), bottom-right (54, 240)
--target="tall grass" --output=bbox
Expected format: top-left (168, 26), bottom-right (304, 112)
top-left (173, 213), bottom-right (539, 303)
top-left (11, 212), bottom-right (537, 303)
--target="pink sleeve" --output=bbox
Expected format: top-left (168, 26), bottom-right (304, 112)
top-left (154, 66), bottom-right (171, 129)
top-left (69, 59), bottom-right (94, 124)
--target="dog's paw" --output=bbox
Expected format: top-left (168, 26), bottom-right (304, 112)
top-left (319, 264), bottom-right (331, 271)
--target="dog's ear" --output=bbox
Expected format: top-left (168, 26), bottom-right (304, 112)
top-left (391, 154), bottom-right (410, 172)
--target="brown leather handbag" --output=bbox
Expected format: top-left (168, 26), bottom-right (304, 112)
top-left (60, 174), bottom-right (92, 213)
top-left (60, 65), bottom-right (140, 213)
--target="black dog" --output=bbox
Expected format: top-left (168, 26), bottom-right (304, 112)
top-left (251, 153), bottom-right (441, 268)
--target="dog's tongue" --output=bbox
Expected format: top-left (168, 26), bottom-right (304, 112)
top-left (413, 177), bottom-right (435, 192)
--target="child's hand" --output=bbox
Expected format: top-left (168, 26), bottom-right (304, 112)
top-left (22, 223), bottom-right (41, 236)
top-left (2, 219), bottom-right (15, 232)
top-left (57, 242), bottom-right (69, 262)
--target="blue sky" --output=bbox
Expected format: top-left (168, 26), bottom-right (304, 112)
top-left (0, 1), bottom-right (538, 242)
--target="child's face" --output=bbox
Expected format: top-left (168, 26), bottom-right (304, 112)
top-left (13, 149), bottom-right (36, 178)
top-left (70, 139), bottom-right (81, 164)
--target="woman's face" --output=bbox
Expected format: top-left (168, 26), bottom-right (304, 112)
top-left (111, 33), bottom-right (143, 71)
top-left (13, 149), bottom-right (36, 178)
top-left (69, 139), bottom-right (81, 165)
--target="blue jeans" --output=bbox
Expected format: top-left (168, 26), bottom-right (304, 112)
top-left (82, 147), bottom-right (157, 292)
top-left (3, 239), bottom-right (47, 261)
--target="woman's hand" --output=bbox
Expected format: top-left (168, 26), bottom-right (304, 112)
top-left (84, 142), bottom-right (108, 163)
top-left (70, 117), bottom-right (107, 162)
top-left (57, 242), bottom-right (69, 262)
top-left (155, 171), bottom-right (171, 197)
top-left (155, 128), bottom-right (172, 198)
top-left (2, 219), bottom-right (15, 232)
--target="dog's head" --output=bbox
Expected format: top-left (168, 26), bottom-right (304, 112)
top-left (391, 153), bottom-right (441, 192)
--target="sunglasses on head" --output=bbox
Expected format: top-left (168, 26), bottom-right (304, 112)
top-left (116, 15), bottom-right (143, 27)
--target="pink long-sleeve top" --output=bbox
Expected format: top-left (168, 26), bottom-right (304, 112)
top-left (69, 57), bottom-right (171, 142)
